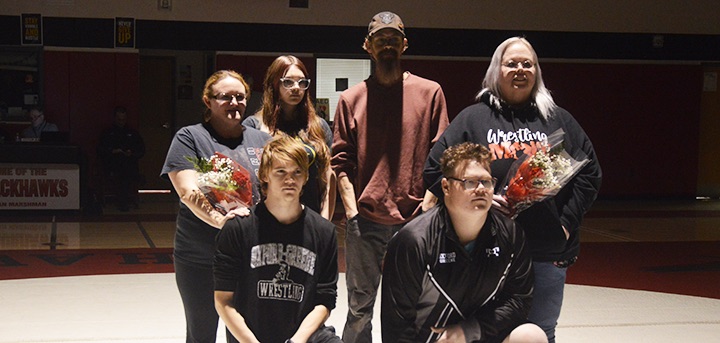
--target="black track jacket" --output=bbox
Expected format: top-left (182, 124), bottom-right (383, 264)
top-left (381, 204), bottom-right (534, 343)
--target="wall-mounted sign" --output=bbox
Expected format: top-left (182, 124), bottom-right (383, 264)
top-left (21, 13), bottom-right (42, 45)
top-left (115, 17), bottom-right (135, 48)
top-left (158, 0), bottom-right (172, 10)
top-left (0, 164), bottom-right (80, 210)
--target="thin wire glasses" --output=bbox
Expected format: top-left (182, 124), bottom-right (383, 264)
top-left (447, 177), bottom-right (497, 191)
top-left (213, 93), bottom-right (246, 103)
top-left (280, 78), bottom-right (311, 90)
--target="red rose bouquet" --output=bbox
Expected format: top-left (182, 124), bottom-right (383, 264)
top-left (502, 129), bottom-right (589, 218)
top-left (186, 152), bottom-right (253, 214)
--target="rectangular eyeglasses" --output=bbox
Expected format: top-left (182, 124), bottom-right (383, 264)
top-left (447, 177), bottom-right (497, 190)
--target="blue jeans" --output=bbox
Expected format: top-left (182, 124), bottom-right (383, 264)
top-left (528, 261), bottom-right (567, 343)
top-left (342, 215), bottom-right (402, 343)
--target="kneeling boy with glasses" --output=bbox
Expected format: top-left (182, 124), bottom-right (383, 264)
top-left (381, 142), bottom-right (547, 343)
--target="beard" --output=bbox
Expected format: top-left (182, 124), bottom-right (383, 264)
top-left (376, 47), bottom-right (400, 62)
top-left (374, 50), bottom-right (402, 73)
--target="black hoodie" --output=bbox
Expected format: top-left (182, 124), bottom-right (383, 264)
top-left (424, 91), bottom-right (602, 262)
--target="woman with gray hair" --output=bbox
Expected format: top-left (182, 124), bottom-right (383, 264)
top-left (424, 37), bottom-right (602, 343)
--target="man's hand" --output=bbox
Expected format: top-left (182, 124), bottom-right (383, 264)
top-left (432, 324), bottom-right (465, 343)
top-left (345, 209), bottom-right (358, 220)
top-left (337, 175), bottom-right (359, 219)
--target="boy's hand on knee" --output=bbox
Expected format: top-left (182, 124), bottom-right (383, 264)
top-left (432, 324), bottom-right (465, 343)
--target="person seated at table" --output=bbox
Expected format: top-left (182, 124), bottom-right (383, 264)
top-left (21, 106), bottom-right (58, 139)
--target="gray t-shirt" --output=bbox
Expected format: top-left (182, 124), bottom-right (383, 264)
top-left (161, 123), bottom-right (271, 265)
top-left (242, 115), bottom-right (333, 151)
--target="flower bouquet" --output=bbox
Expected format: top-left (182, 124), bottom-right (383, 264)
top-left (502, 129), bottom-right (589, 218)
top-left (186, 152), bottom-right (253, 214)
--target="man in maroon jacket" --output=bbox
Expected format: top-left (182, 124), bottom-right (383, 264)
top-left (331, 11), bottom-right (449, 343)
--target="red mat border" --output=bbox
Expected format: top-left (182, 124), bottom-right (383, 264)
top-left (568, 241), bottom-right (720, 299)
top-left (0, 248), bottom-right (175, 280)
top-left (2, 242), bottom-right (718, 300)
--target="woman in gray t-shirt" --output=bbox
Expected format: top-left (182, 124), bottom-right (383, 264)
top-left (161, 70), bottom-right (271, 343)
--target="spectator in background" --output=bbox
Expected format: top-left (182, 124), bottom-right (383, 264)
top-left (21, 106), bottom-right (58, 139)
top-left (98, 106), bottom-right (146, 211)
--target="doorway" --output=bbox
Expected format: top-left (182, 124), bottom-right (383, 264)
top-left (138, 56), bottom-right (174, 190)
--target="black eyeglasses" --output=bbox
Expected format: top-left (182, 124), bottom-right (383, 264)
top-left (280, 78), bottom-right (311, 90)
top-left (213, 93), bottom-right (246, 103)
top-left (447, 177), bottom-right (496, 191)
top-left (503, 60), bottom-right (534, 70)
